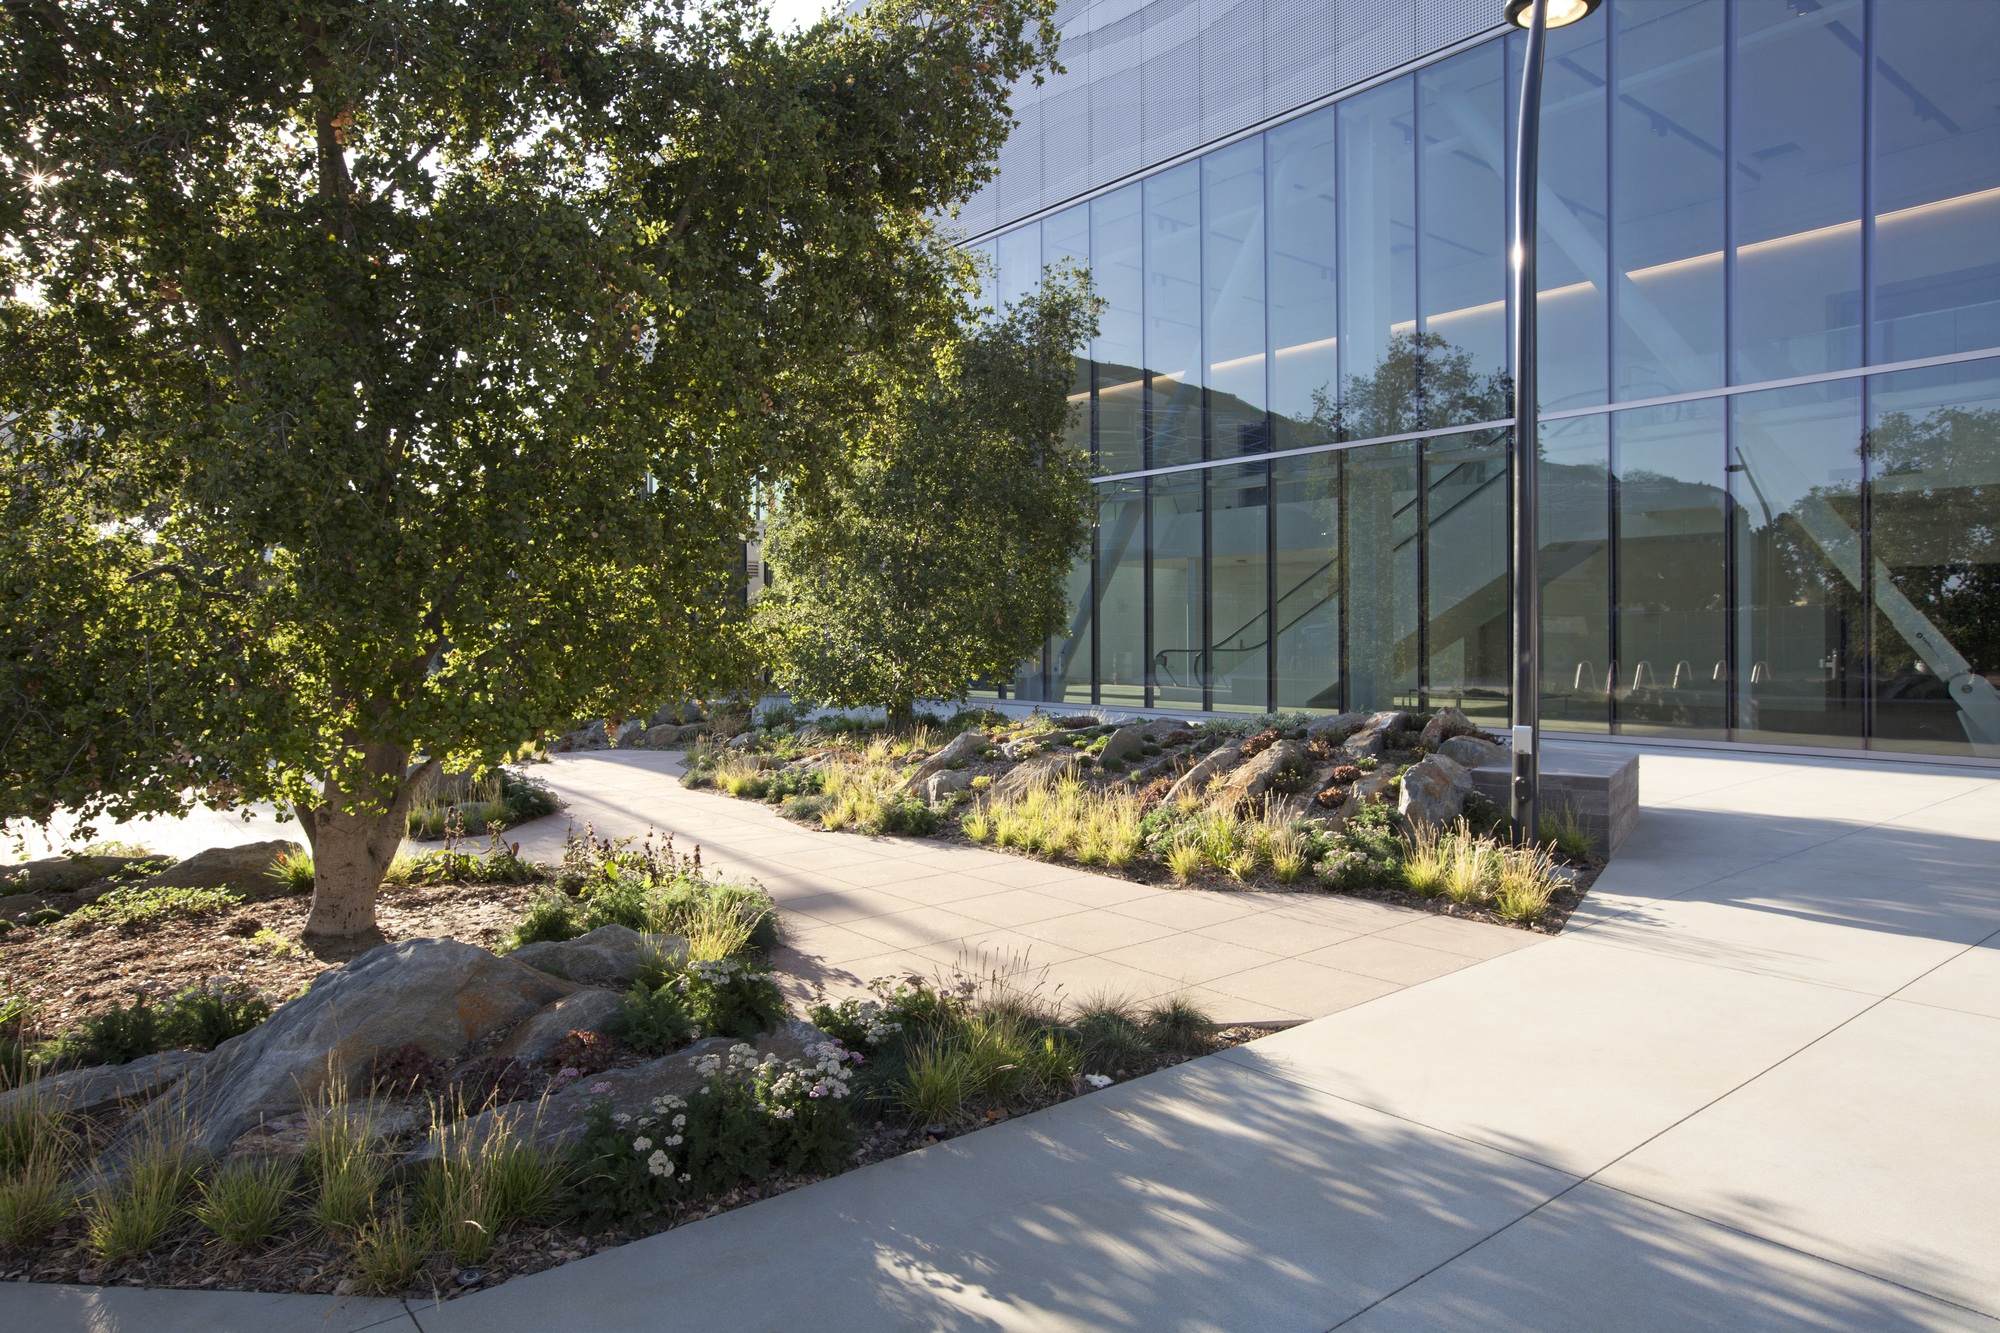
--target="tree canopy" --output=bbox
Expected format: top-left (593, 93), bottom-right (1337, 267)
top-left (755, 276), bottom-right (1098, 725)
top-left (0, 0), bottom-right (1057, 938)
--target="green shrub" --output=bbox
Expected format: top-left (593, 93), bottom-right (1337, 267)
top-left (53, 981), bottom-right (270, 1068)
top-left (499, 769), bottom-right (561, 824)
top-left (615, 980), bottom-right (699, 1056)
top-left (509, 892), bottom-right (581, 947)
top-left (195, 1156), bottom-right (297, 1248)
top-left (569, 1039), bottom-right (859, 1229)
top-left (61, 884), bottom-right (243, 934)
top-left (676, 958), bottom-right (788, 1040)
top-left (870, 796), bottom-right (939, 836)
top-left (779, 793), bottom-right (833, 824)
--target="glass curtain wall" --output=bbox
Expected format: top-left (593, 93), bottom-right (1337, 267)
top-left (974, 0), bottom-right (1999, 761)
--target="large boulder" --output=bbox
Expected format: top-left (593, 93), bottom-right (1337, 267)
top-left (989, 751), bottom-right (1087, 802)
top-left (1398, 754), bottom-right (1474, 828)
top-left (1305, 712), bottom-right (1372, 740)
top-left (494, 988), bottom-right (629, 1065)
top-left (508, 924), bottom-right (687, 987)
top-left (900, 730), bottom-right (989, 794)
top-left (0, 1050), bottom-right (207, 1119)
top-left (405, 1021), bottom-right (833, 1162)
top-left (1163, 741), bottom-right (1245, 804)
top-left (555, 719), bottom-right (610, 752)
top-left (0, 854), bottom-right (154, 897)
top-left (1439, 734), bottom-right (1504, 769)
top-left (921, 769), bottom-right (973, 803)
top-left (108, 938), bottom-right (576, 1163)
top-left (1097, 724), bottom-right (1148, 766)
top-left (1418, 706), bottom-right (1480, 750)
top-left (1351, 768), bottom-right (1400, 807)
top-left (640, 722), bottom-right (707, 748)
top-left (139, 841), bottom-right (304, 892)
top-left (613, 719), bottom-right (646, 747)
top-left (1208, 740), bottom-right (1310, 810)
top-left (1341, 710), bottom-right (1410, 760)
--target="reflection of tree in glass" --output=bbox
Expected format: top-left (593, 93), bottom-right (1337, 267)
top-left (1302, 332), bottom-right (1510, 441)
top-left (1861, 406), bottom-right (2000, 681)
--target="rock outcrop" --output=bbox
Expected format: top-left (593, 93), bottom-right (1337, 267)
top-left (900, 730), bottom-right (989, 794)
top-left (1439, 734), bottom-right (1504, 769)
top-left (109, 938), bottom-right (576, 1162)
top-left (494, 988), bottom-right (629, 1065)
top-left (508, 925), bottom-right (686, 987)
top-left (1418, 706), bottom-right (1480, 750)
top-left (0, 1050), bottom-right (207, 1119)
top-left (1397, 754), bottom-right (1474, 827)
top-left (1164, 742), bottom-right (1245, 803)
top-left (139, 842), bottom-right (304, 892)
top-left (1208, 740), bottom-right (1310, 810)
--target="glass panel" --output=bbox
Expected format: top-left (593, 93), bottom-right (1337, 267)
top-left (996, 224), bottom-right (1041, 312)
top-left (1145, 164), bottom-right (1204, 467)
top-left (1148, 471), bottom-right (1205, 708)
top-left (1540, 415), bottom-right (1612, 732)
top-left (1343, 438), bottom-right (1421, 711)
top-left (969, 238), bottom-right (998, 312)
top-left (1613, 398), bottom-right (1728, 737)
top-left (1424, 428), bottom-right (1511, 728)
top-left (1529, 16), bottom-right (1610, 413)
top-left (1419, 44), bottom-right (1508, 422)
top-left (1209, 462), bottom-right (1269, 712)
top-left (1338, 77), bottom-right (1418, 437)
top-left (1050, 548), bottom-right (1094, 705)
top-left (1730, 379), bottom-right (1867, 749)
top-left (1729, 0), bottom-right (1863, 384)
top-left (1268, 110), bottom-right (1339, 452)
top-left (1871, 0), bottom-right (2000, 363)
top-left (1611, 0), bottom-right (1725, 400)
top-left (1096, 479), bottom-right (1147, 707)
top-left (1046, 205), bottom-right (1094, 462)
top-left (1274, 451), bottom-right (1342, 710)
top-left (1205, 139), bottom-right (1267, 459)
top-left (1093, 186), bottom-right (1146, 475)
top-left (1866, 359), bottom-right (2000, 758)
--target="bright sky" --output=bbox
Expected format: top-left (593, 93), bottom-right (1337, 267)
top-left (760, 0), bottom-right (839, 32)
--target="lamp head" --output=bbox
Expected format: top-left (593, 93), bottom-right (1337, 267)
top-left (1504, 0), bottom-right (1600, 28)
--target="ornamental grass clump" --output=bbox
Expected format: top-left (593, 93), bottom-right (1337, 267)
top-left (0, 1144), bottom-right (73, 1246)
top-left (83, 1126), bottom-right (197, 1262)
top-left (348, 1200), bottom-right (428, 1295)
top-left (1141, 995), bottom-right (1215, 1059)
top-left (1070, 996), bottom-right (1156, 1077)
top-left (1494, 842), bottom-right (1562, 924)
top-left (305, 1094), bottom-right (386, 1236)
top-left (194, 1155), bottom-right (296, 1249)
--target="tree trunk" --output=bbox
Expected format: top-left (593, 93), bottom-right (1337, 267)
top-left (885, 696), bottom-right (916, 732)
top-left (297, 741), bottom-right (427, 944)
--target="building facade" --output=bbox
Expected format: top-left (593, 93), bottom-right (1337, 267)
top-left (965, 0), bottom-right (2000, 763)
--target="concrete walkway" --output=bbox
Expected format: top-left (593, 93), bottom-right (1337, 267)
top-left (500, 751), bottom-right (1536, 1022)
top-left (8, 746), bottom-right (1998, 1328)
top-left (426, 747), bottom-right (2000, 1330)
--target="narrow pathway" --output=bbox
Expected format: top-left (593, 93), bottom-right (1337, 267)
top-left (502, 750), bottom-right (1537, 1023)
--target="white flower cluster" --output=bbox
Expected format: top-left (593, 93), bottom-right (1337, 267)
top-left (766, 1039), bottom-right (859, 1113)
top-left (688, 958), bottom-right (747, 987)
top-left (848, 999), bottom-right (903, 1046)
top-left (627, 1093), bottom-right (690, 1178)
top-left (635, 319), bottom-right (658, 364)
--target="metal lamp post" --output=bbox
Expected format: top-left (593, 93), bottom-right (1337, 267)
top-left (1504, 0), bottom-right (1599, 844)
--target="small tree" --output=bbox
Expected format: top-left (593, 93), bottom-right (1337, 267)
top-left (0, 0), bottom-right (1057, 942)
top-left (755, 279), bottom-right (1099, 727)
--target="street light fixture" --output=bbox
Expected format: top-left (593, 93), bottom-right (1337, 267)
top-left (1504, 0), bottom-right (1600, 845)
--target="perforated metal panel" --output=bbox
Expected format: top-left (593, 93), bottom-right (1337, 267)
top-left (964, 0), bottom-right (1503, 239)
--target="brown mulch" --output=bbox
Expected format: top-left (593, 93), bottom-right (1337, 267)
top-left (0, 879), bottom-right (547, 1033)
